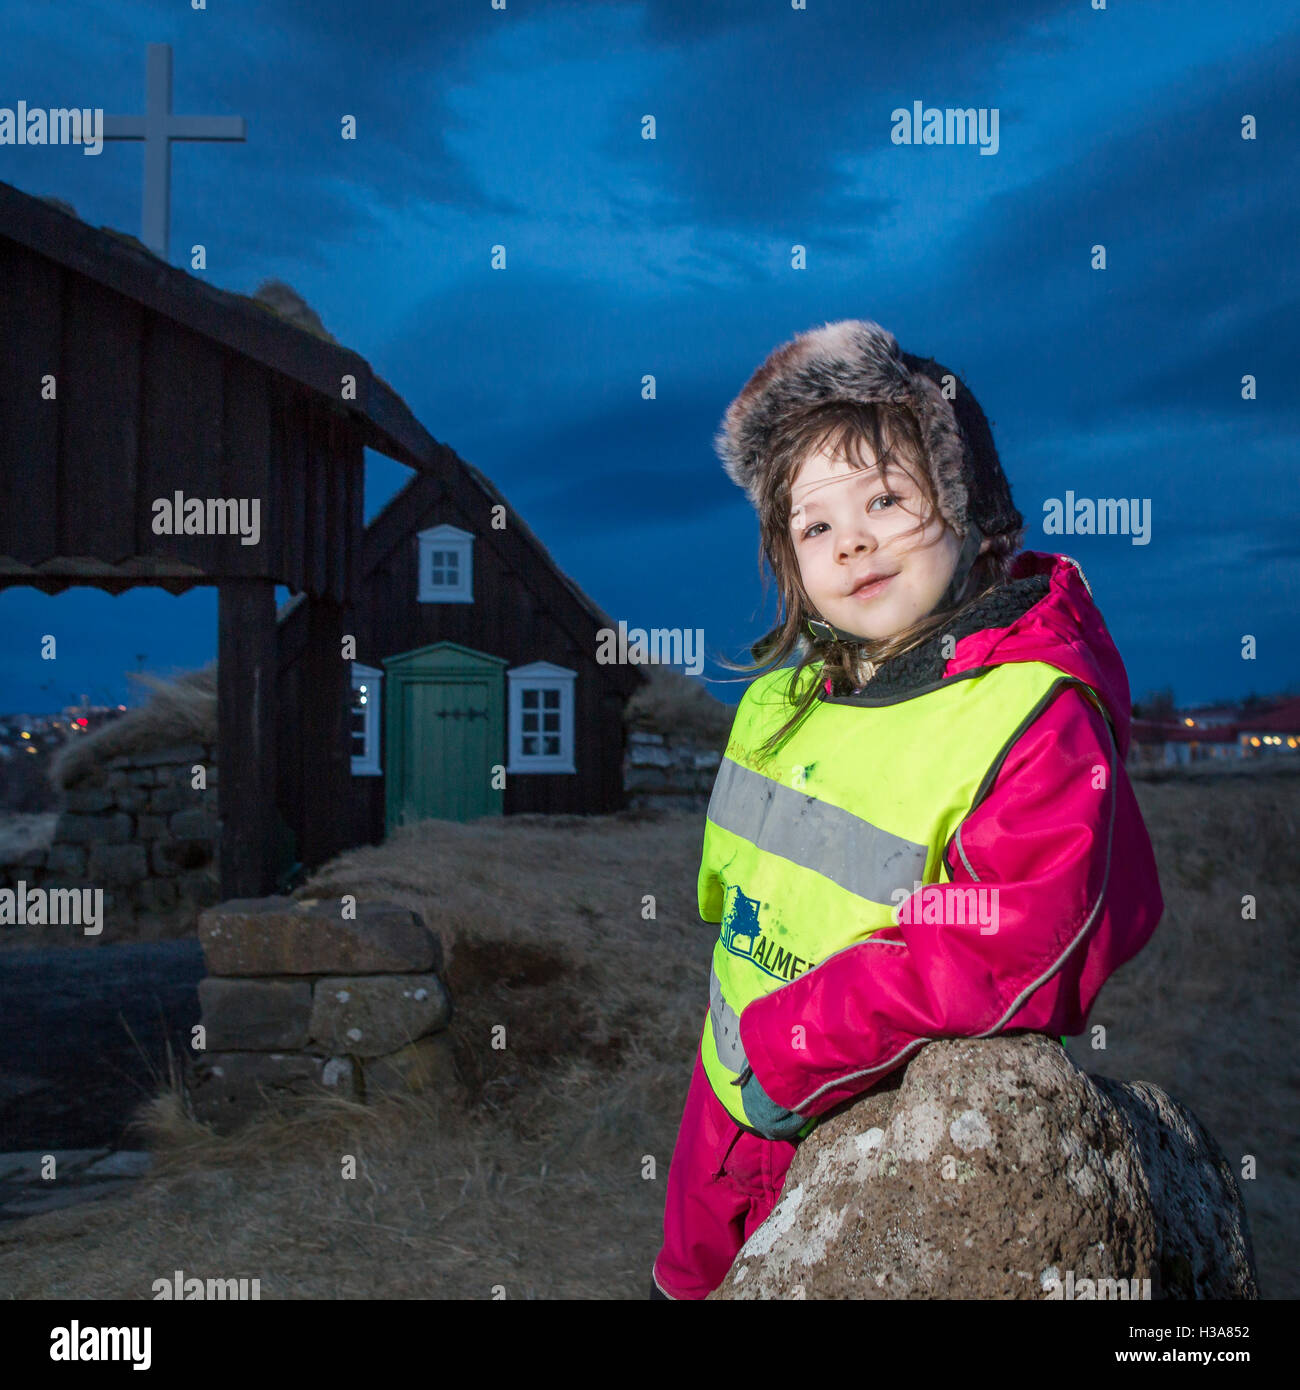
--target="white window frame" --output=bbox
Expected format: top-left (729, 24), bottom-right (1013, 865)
top-left (507, 662), bottom-right (576, 773)
top-left (350, 663), bottom-right (383, 776)
top-left (417, 524), bottom-right (474, 603)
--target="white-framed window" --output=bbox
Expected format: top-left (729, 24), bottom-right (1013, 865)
top-left (350, 663), bottom-right (383, 775)
top-left (507, 662), bottom-right (576, 773)
top-left (417, 524), bottom-right (474, 603)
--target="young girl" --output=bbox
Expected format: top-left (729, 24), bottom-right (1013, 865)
top-left (651, 319), bottom-right (1164, 1300)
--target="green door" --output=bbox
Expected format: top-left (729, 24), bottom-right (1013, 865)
top-left (383, 642), bottom-right (507, 830)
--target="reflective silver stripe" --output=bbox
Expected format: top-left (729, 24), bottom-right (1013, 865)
top-left (709, 962), bottom-right (748, 1073)
top-left (787, 691), bottom-right (1122, 1114)
top-left (708, 757), bottom-right (928, 905)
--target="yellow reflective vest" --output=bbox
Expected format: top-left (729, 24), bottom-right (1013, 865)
top-left (698, 658), bottom-right (1106, 1132)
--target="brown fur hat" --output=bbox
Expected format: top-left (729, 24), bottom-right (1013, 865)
top-left (713, 318), bottom-right (1023, 544)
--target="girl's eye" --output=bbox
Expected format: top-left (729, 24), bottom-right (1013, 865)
top-left (799, 494), bottom-right (900, 540)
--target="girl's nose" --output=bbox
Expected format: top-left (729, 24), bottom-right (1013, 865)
top-left (837, 529), bottom-right (878, 561)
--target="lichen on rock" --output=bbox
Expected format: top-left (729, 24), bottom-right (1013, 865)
top-left (710, 1034), bottom-right (1259, 1300)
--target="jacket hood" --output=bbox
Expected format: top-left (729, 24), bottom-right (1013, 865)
top-left (945, 550), bottom-right (1134, 760)
top-left (715, 319), bottom-right (1025, 544)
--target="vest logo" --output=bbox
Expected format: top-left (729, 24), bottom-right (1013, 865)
top-left (719, 886), bottom-right (812, 982)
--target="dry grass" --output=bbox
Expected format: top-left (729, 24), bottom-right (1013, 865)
top-left (47, 666), bottom-right (218, 791)
top-left (0, 774), bottom-right (1294, 1299)
top-left (0, 808), bottom-right (714, 1299)
top-left (1075, 769), bottom-right (1299, 1300)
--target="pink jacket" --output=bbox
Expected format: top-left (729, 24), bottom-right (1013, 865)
top-left (736, 549), bottom-right (1165, 1121)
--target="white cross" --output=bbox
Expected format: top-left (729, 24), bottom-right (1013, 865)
top-left (102, 43), bottom-right (246, 261)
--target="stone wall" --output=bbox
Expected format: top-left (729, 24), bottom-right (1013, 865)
top-left (188, 896), bottom-right (456, 1133)
top-left (0, 742), bottom-right (220, 942)
top-left (0, 726), bottom-right (716, 944)
top-left (622, 731), bottom-right (721, 813)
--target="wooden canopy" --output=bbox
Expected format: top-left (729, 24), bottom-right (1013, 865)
top-left (0, 180), bottom-right (634, 897)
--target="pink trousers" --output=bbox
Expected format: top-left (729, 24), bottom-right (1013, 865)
top-left (652, 1030), bottom-right (800, 1299)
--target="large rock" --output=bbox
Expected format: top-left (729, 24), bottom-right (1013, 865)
top-left (712, 1035), bottom-right (1258, 1300)
top-left (87, 842), bottom-right (148, 885)
top-left (198, 895), bottom-right (442, 975)
top-left (55, 812), bottom-right (132, 845)
top-left (197, 977), bottom-right (313, 1049)
top-left (308, 975), bottom-right (450, 1057)
top-left (44, 844), bottom-right (87, 876)
top-left (63, 787), bottom-right (116, 813)
top-left (185, 1051), bottom-right (359, 1133)
top-left (121, 744), bottom-right (207, 769)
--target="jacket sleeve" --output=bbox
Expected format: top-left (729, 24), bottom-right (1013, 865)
top-left (736, 684), bottom-right (1165, 1119)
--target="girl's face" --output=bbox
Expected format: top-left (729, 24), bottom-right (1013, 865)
top-left (788, 437), bottom-right (974, 642)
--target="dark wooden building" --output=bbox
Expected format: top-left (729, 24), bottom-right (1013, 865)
top-left (276, 462), bottom-right (648, 852)
top-left (0, 180), bottom-right (645, 898)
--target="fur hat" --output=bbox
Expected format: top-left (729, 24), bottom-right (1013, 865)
top-left (713, 318), bottom-right (1023, 545)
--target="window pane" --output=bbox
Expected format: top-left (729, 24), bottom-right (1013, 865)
top-left (517, 684), bottom-right (567, 759)
top-left (427, 550), bottom-right (459, 587)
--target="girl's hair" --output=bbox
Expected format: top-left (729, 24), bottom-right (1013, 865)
top-left (718, 398), bottom-right (1019, 759)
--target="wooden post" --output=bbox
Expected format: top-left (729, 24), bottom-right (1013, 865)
top-left (218, 579), bottom-right (278, 898)
top-left (298, 595), bottom-right (350, 867)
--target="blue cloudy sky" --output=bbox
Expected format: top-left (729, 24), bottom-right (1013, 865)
top-left (1, 0), bottom-right (1297, 714)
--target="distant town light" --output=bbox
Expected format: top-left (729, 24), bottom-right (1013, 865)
top-left (20, 730), bottom-right (30, 739)
top-left (1183, 717), bottom-right (1195, 726)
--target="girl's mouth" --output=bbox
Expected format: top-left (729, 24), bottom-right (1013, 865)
top-left (850, 573), bottom-right (896, 600)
